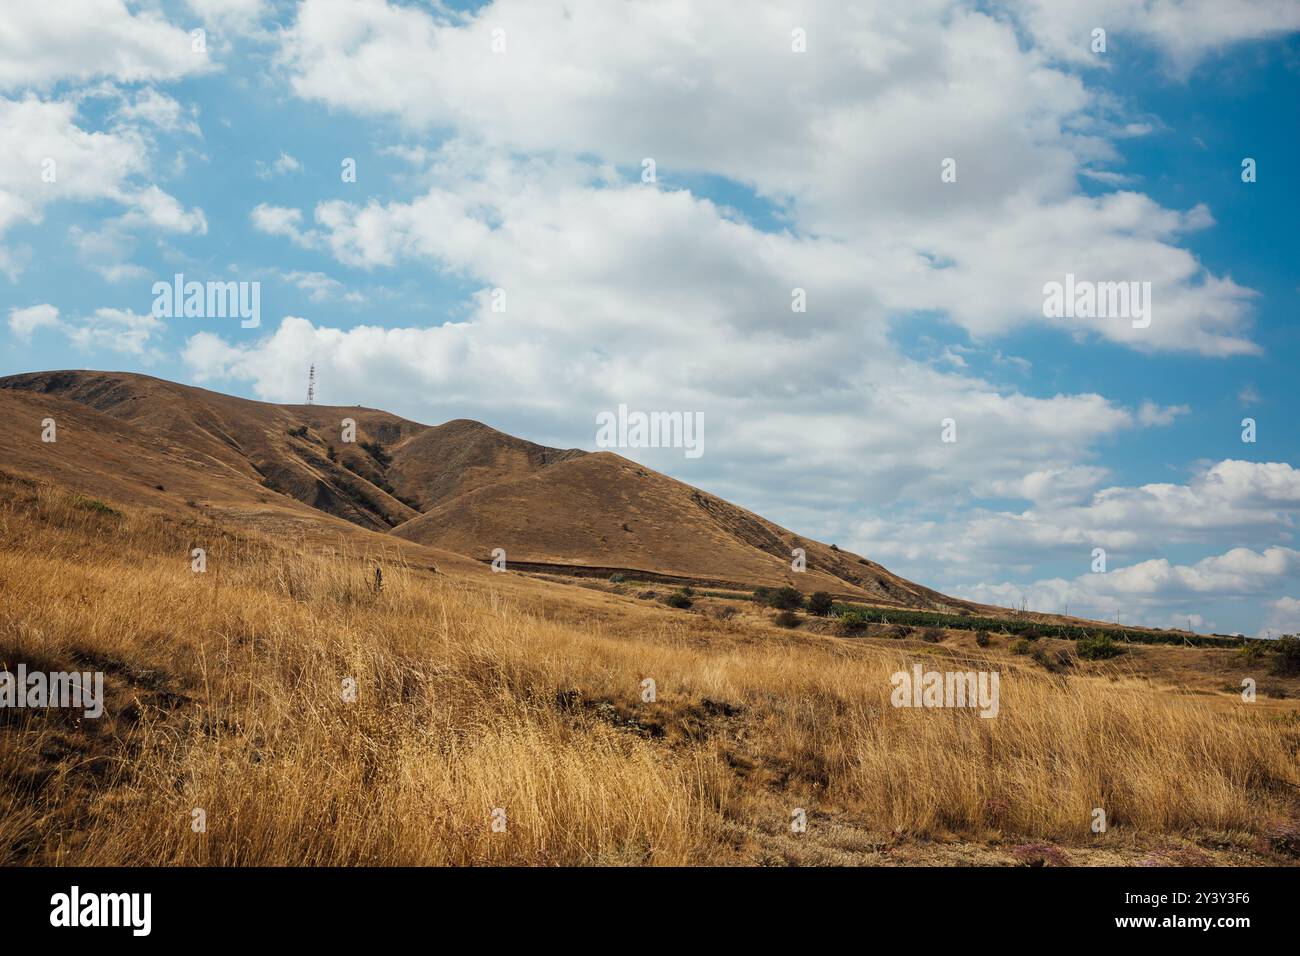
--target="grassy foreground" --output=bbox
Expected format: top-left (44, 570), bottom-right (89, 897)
top-left (1, 473), bottom-right (1297, 865)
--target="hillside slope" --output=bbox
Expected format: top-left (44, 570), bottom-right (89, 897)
top-left (0, 369), bottom-right (971, 608)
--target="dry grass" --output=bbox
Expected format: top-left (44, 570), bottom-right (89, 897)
top-left (1, 473), bottom-right (1297, 865)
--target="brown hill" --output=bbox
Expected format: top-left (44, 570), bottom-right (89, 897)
top-left (0, 369), bottom-right (972, 608)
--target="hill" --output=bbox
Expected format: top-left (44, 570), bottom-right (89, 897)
top-left (0, 369), bottom-right (973, 609)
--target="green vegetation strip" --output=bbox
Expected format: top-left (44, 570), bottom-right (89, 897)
top-left (827, 603), bottom-right (1248, 648)
top-left (602, 575), bottom-right (1251, 648)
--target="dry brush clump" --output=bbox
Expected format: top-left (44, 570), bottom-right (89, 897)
top-left (0, 473), bottom-right (1296, 865)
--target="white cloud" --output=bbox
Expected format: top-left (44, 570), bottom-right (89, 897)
top-left (955, 545), bottom-right (1300, 632)
top-left (8, 303), bottom-right (63, 342)
top-left (282, 270), bottom-right (364, 304)
top-left (250, 203), bottom-right (307, 242)
top-left (274, 0), bottom-right (1261, 356)
top-left (188, 0), bottom-right (268, 31)
top-left (0, 0), bottom-right (212, 91)
top-left (983, 465), bottom-right (1112, 507)
top-left (0, 95), bottom-right (207, 278)
top-left (65, 307), bottom-right (166, 361)
top-left (1005, 0), bottom-right (1300, 74)
top-left (255, 152), bottom-right (303, 179)
top-left (111, 87), bottom-right (201, 135)
top-left (851, 459), bottom-right (1300, 576)
top-left (1137, 400), bottom-right (1190, 426)
top-left (1262, 597), bottom-right (1300, 637)
top-left (7, 302), bottom-right (165, 360)
top-left (118, 184), bottom-right (208, 235)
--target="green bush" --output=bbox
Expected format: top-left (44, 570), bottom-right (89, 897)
top-left (838, 609), bottom-right (871, 632)
top-left (807, 592), bottom-right (834, 616)
top-left (974, 631), bottom-right (991, 648)
top-left (1010, 637), bottom-right (1032, 656)
top-left (1273, 635), bottom-right (1300, 676)
top-left (73, 497), bottom-right (121, 518)
top-left (1077, 633), bottom-right (1124, 661)
top-left (774, 610), bottom-right (800, 628)
top-left (766, 586), bottom-right (805, 611)
top-left (663, 591), bottom-right (692, 609)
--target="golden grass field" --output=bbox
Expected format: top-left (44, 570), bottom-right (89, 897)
top-left (1, 471), bottom-right (1297, 866)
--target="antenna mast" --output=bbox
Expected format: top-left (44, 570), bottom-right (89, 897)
top-left (307, 364), bottom-right (316, 405)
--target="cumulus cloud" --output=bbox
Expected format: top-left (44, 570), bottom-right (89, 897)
top-left (0, 94), bottom-right (207, 278)
top-left (8, 303), bottom-right (63, 342)
top-left (954, 545), bottom-right (1300, 634)
top-left (64, 307), bottom-right (167, 360)
top-left (852, 459), bottom-right (1300, 574)
top-left (1006, 0), bottom-right (1300, 74)
top-left (7, 302), bottom-right (165, 361)
top-left (250, 203), bottom-right (307, 242)
top-left (273, 0), bottom-right (1260, 355)
top-left (0, 0), bottom-right (212, 90)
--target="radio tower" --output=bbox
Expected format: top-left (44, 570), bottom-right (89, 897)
top-left (306, 364), bottom-right (316, 405)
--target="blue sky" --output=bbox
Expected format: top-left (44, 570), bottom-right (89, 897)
top-left (3, 0), bottom-right (1299, 635)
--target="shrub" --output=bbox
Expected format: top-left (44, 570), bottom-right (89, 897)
top-left (1077, 632), bottom-right (1124, 661)
top-left (752, 587), bottom-right (772, 604)
top-left (609, 573), bottom-right (626, 584)
top-left (766, 586), bottom-right (804, 611)
top-left (891, 625), bottom-right (912, 639)
top-left (829, 543), bottom-right (839, 551)
top-left (974, 631), bottom-right (991, 648)
top-left (921, 628), bottom-right (944, 643)
top-left (774, 610), bottom-right (800, 628)
top-left (838, 609), bottom-right (870, 632)
top-left (1033, 647), bottom-right (1072, 673)
top-left (1238, 640), bottom-right (1266, 665)
top-left (1010, 637), bottom-right (1032, 656)
top-left (73, 497), bottom-right (121, 518)
top-left (807, 592), bottom-right (834, 616)
top-left (1273, 635), bottom-right (1300, 676)
top-left (287, 425), bottom-right (309, 438)
top-left (663, 591), bottom-right (692, 609)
